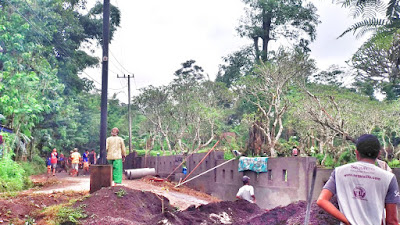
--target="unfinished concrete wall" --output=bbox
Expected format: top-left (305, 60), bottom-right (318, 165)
top-left (127, 152), bottom-right (400, 210)
top-left (211, 157), bottom-right (316, 209)
top-left (128, 152), bottom-right (318, 209)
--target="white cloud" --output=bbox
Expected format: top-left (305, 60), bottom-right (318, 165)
top-left (82, 0), bottom-right (371, 102)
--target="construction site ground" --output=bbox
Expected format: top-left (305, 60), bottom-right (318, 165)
top-left (0, 171), bottom-right (339, 224)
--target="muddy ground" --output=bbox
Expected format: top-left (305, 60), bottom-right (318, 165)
top-left (0, 172), bottom-right (339, 225)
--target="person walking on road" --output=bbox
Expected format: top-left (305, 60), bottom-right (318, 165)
top-left (317, 134), bottom-right (400, 225)
top-left (70, 148), bottom-right (81, 177)
top-left (50, 148), bottom-right (58, 176)
top-left (106, 127), bottom-right (126, 186)
top-left (236, 175), bottom-right (256, 203)
top-left (88, 149), bottom-right (96, 165)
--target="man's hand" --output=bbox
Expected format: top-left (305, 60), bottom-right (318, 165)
top-left (317, 189), bottom-right (350, 225)
top-left (122, 155), bottom-right (126, 163)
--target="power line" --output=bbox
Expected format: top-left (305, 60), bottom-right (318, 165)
top-left (110, 50), bottom-right (134, 74)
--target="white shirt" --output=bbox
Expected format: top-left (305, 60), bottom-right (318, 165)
top-left (324, 161), bottom-right (400, 225)
top-left (236, 185), bottom-right (255, 203)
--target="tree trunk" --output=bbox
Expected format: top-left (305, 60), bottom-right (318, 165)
top-left (261, 10), bottom-right (271, 61)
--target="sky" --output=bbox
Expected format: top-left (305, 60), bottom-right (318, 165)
top-left (82, 0), bottom-right (371, 103)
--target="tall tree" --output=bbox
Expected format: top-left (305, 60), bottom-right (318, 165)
top-left (237, 0), bottom-right (319, 61)
top-left (351, 32), bottom-right (400, 100)
top-left (237, 49), bottom-right (315, 156)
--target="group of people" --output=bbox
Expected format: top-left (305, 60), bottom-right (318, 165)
top-left (236, 134), bottom-right (400, 225)
top-left (45, 127), bottom-right (127, 187)
top-left (46, 147), bottom-right (97, 176)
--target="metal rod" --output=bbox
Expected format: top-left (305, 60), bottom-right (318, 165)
top-left (175, 157), bottom-right (236, 188)
top-left (181, 140), bottom-right (220, 183)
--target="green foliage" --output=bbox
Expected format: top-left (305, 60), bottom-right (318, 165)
top-left (134, 150), bottom-right (173, 157)
top-left (115, 188), bottom-right (127, 198)
top-left (18, 155), bottom-right (46, 176)
top-left (224, 150), bottom-right (235, 160)
top-left (337, 148), bottom-right (356, 165)
top-left (237, 0), bottom-right (319, 60)
top-left (0, 155), bottom-right (29, 192)
top-left (388, 159), bottom-right (400, 168)
top-left (57, 205), bottom-right (87, 223)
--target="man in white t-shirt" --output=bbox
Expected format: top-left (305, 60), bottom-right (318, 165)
top-left (317, 134), bottom-right (400, 225)
top-left (236, 175), bottom-right (256, 203)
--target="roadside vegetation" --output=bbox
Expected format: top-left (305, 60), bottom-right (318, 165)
top-left (1, 0), bottom-right (400, 193)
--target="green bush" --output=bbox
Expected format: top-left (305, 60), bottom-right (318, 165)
top-left (19, 155), bottom-right (46, 176)
top-left (134, 150), bottom-right (174, 157)
top-left (0, 156), bottom-right (28, 192)
top-left (389, 159), bottom-right (400, 168)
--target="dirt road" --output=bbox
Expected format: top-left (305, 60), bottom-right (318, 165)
top-left (31, 172), bottom-right (217, 210)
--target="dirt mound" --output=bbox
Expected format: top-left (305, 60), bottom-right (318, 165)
top-left (77, 186), bottom-right (173, 225)
top-left (76, 186), bottom-right (339, 225)
top-left (0, 191), bottom-right (87, 224)
top-left (151, 199), bottom-right (339, 225)
top-left (150, 199), bottom-right (264, 224)
top-left (247, 198), bottom-right (340, 225)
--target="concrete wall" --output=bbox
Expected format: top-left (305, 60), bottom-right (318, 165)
top-left (127, 152), bottom-right (400, 209)
top-left (128, 152), bottom-right (319, 209)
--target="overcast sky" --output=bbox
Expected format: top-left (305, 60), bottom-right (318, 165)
top-left (82, 0), bottom-right (370, 103)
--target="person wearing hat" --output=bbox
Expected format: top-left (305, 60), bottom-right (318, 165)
top-left (317, 134), bottom-right (400, 225)
top-left (106, 127), bottom-right (126, 186)
top-left (236, 175), bottom-right (256, 203)
top-left (70, 148), bottom-right (81, 176)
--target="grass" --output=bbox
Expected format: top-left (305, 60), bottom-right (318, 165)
top-left (39, 196), bottom-right (89, 224)
top-left (115, 188), bottom-right (127, 198)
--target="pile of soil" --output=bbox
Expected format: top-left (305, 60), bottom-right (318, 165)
top-left (76, 186), bottom-right (174, 225)
top-left (78, 186), bottom-right (339, 225)
top-left (0, 191), bottom-right (87, 224)
top-left (247, 198), bottom-right (340, 225)
top-left (140, 176), bottom-right (220, 203)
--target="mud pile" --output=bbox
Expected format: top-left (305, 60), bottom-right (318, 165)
top-left (76, 186), bottom-right (173, 225)
top-left (78, 186), bottom-right (339, 225)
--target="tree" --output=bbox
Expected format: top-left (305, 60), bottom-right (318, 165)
top-left (216, 46), bottom-right (255, 88)
top-left (135, 85), bottom-right (174, 152)
top-left (237, 0), bottom-right (319, 61)
top-left (351, 32), bottom-right (400, 100)
top-left (237, 49), bottom-right (315, 156)
top-left (0, 0), bottom-right (122, 159)
top-left (334, 0), bottom-right (400, 38)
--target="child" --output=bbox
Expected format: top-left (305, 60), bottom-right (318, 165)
top-left (46, 156), bottom-right (51, 176)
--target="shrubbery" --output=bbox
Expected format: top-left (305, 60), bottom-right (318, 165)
top-left (0, 155), bottom-right (29, 192)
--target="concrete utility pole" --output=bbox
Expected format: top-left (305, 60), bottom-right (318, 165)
top-left (98, 0), bottom-right (110, 165)
top-left (117, 74), bottom-right (133, 154)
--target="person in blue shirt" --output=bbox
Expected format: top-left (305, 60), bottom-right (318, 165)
top-left (46, 156), bottom-right (51, 176)
top-left (82, 150), bottom-right (90, 175)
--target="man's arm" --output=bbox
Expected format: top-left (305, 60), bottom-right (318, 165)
top-left (317, 189), bottom-right (350, 225)
top-left (385, 203), bottom-right (398, 225)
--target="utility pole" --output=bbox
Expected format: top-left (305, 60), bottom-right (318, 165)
top-left (117, 74), bottom-right (133, 154)
top-left (98, 0), bottom-right (110, 165)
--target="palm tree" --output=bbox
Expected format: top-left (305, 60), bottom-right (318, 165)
top-left (335, 0), bottom-right (400, 38)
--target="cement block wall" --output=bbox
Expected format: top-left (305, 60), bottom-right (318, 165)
top-left (127, 152), bottom-right (317, 209)
top-left (126, 152), bottom-right (400, 209)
